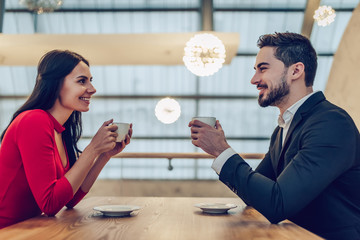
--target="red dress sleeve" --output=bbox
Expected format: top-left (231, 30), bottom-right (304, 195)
top-left (16, 111), bottom-right (75, 216)
top-left (66, 188), bottom-right (87, 208)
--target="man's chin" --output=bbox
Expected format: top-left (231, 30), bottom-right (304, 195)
top-left (258, 95), bottom-right (271, 108)
top-left (258, 99), bottom-right (266, 107)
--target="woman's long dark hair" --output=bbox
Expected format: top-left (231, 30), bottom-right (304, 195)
top-left (0, 50), bottom-right (89, 167)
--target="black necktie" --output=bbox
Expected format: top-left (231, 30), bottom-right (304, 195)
top-left (274, 127), bottom-right (283, 161)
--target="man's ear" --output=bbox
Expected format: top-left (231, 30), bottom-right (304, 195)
top-left (290, 62), bottom-right (305, 80)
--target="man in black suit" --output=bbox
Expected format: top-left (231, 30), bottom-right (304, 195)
top-left (189, 32), bottom-right (360, 240)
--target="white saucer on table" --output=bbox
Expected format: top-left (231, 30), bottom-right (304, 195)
top-left (194, 203), bottom-right (237, 214)
top-left (93, 205), bottom-right (140, 217)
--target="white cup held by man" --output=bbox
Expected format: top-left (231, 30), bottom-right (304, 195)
top-left (192, 117), bottom-right (216, 127)
top-left (112, 122), bottom-right (130, 142)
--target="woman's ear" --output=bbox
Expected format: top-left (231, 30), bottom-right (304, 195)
top-left (290, 62), bottom-right (305, 80)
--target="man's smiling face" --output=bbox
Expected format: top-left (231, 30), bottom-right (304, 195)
top-left (250, 46), bottom-right (290, 107)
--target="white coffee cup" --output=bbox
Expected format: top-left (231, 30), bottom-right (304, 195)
top-left (112, 122), bottom-right (130, 142)
top-left (192, 117), bottom-right (216, 127)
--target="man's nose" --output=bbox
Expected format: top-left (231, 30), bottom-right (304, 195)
top-left (250, 73), bottom-right (260, 85)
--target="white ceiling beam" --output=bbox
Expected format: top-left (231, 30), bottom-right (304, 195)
top-left (0, 32), bottom-right (239, 66)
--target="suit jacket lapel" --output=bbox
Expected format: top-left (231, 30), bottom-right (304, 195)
top-left (276, 92), bottom-right (326, 172)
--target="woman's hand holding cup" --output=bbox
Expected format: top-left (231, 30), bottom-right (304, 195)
top-left (102, 122), bottom-right (132, 158)
top-left (88, 119), bottom-right (132, 156)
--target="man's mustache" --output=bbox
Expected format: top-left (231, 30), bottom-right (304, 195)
top-left (257, 84), bottom-right (268, 89)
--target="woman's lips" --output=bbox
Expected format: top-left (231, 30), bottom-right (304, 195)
top-left (79, 97), bottom-right (91, 104)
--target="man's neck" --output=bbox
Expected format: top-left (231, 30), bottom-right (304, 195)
top-left (278, 87), bottom-right (313, 116)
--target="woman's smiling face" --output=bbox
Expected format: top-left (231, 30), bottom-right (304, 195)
top-left (58, 61), bottom-right (96, 113)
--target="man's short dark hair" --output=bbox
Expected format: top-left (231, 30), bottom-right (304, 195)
top-left (257, 32), bottom-right (317, 87)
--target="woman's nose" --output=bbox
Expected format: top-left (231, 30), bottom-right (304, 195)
top-left (87, 82), bottom-right (97, 94)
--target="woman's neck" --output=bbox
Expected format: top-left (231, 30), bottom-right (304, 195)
top-left (47, 102), bottom-right (72, 126)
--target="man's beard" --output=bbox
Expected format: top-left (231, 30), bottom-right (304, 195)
top-left (258, 74), bottom-right (290, 107)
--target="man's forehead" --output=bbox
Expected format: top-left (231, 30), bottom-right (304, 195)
top-left (256, 47), bottom-right (275, 60)
top-left (254, 47), bottom-right (279, 68)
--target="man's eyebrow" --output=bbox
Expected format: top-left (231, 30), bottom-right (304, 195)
top-left (254, 62), bottom-right (270, 70)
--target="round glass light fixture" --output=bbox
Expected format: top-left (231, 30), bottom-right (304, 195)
top-left (183, 33), bottom-right (226, 77)
top-left (313, 5), bottom-right (336, 27)
top-left (155, 98), bottom-right (181, 124)
top-left (19, 0), bottom-right (63, 14)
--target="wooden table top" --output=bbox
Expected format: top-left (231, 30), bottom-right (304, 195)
top-left (0, 196), bottom-right (323, 240)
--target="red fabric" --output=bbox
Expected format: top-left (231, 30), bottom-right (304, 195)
top-left (0, 109), bottom-right (87, 229)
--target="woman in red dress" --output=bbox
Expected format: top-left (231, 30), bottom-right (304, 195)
top-left (0, 50), bottom-right (132, 228)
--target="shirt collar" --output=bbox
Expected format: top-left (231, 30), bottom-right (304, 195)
top-left (45, 111), bottom-right (66, 133)
top-left (278, 91), bottom-right (318, 128)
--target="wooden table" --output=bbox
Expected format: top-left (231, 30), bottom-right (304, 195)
top-left (0, 197), bottom-right (323, 240)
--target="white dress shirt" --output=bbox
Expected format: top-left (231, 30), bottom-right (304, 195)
top-left (211, 91), bottom-right (318, 175)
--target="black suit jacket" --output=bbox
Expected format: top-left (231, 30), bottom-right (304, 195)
top-left (219, 92), bottom-right (360, 240)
